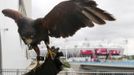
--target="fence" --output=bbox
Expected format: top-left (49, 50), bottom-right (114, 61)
top-left (58, 71), bottom-right (134, 75)
top-left (0, 69), bottom-right (28, 75)
top-left (0, 69), bottom-right (134, 75)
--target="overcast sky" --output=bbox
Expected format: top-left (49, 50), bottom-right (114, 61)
top-left (32, 0), bottom-right (134, 42)
top-left (1, 0), bottom-right (134, 68)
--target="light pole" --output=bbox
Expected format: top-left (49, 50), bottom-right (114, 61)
top-left (0, 31), bottom-right (2, 74)
top-left (0, 28), bottom-right (8, 73)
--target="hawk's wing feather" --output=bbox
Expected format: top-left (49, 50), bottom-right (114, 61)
top-left (43, 1), bottom-right (93, 38)
top-left (42, 0), bottom-right (115, 38)
top-left (84, 7), bottom-right (115, 21)
top-left (2, 9), bottom-right (23, 22)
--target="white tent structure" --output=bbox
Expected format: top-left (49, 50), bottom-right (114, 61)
top-left (0, 0), bottom-right (31, 69)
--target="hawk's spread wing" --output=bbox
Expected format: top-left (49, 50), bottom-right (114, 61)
top-left (42, 0), bottom-right (115, 38)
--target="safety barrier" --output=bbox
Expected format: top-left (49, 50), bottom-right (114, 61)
top-left (0, 69), bottom-right (28, 75)
top-left (0, 69), bottom-right (134, 75)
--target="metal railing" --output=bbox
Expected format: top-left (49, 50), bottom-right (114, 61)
top-left (0, 69), bottom-right (28, 75)
top-left (0, 69), bottom-right (134, 75)
top-left (58, 71), bottom-right (134, 75)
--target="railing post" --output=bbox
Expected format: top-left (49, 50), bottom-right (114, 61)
top-left (16, 69), bottom-right (19, 75)
top-left (0, 69), bottom-right (2, 75)
top-left (65, 71), bottom-right (68, 75)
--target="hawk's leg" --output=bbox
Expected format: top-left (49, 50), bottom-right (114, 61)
top-left (45, 43), bottom-right (56, 59)
top-left (27, 45), bottom-right (44, 70)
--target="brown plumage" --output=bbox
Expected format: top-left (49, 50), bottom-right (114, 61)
top-left (2, 0), bottom-right (115, 68)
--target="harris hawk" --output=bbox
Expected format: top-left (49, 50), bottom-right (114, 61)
top-left (2, 0), bottom-right (115, 69)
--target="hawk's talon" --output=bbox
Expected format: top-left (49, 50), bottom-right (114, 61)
top-left (47, 49), bottom-right (56, 59)
top-left (27, 60), bottom-right (40, 71)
